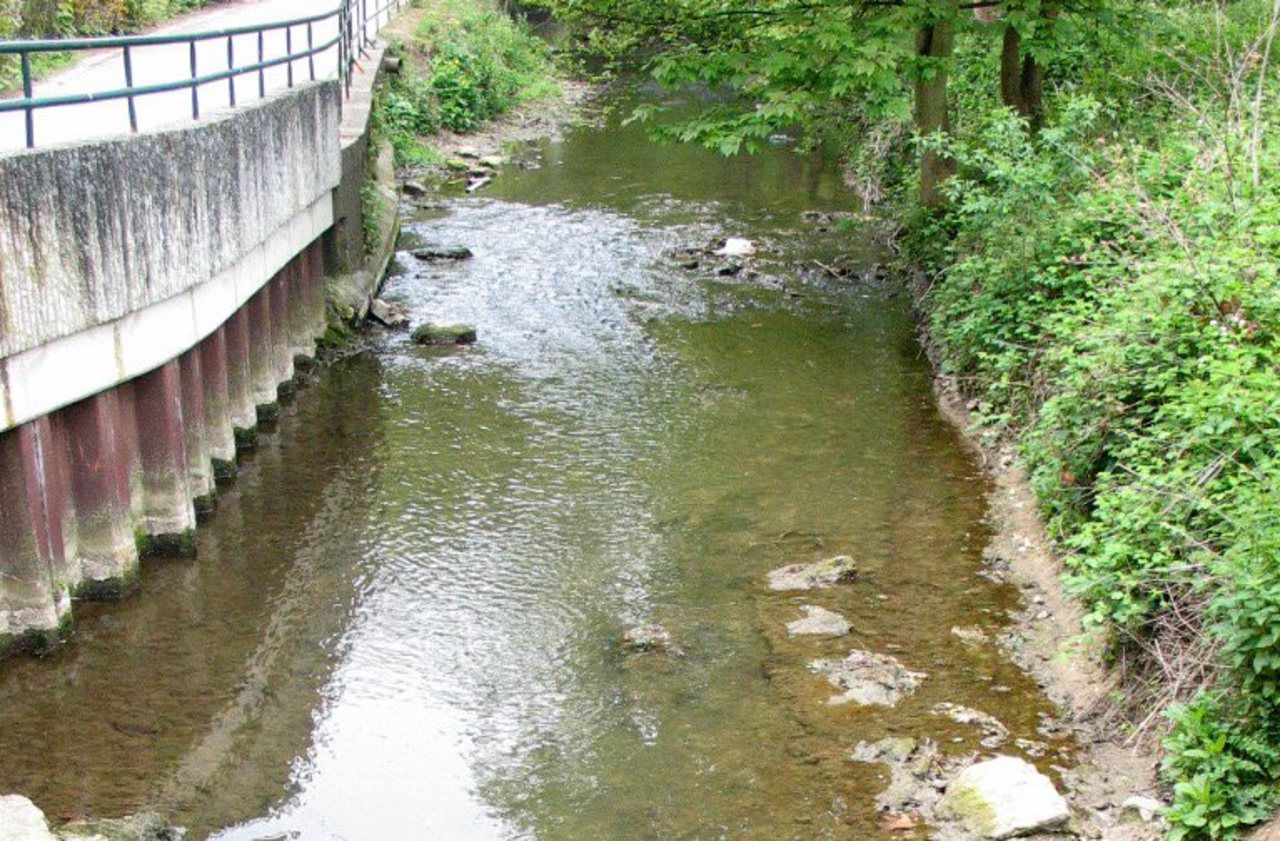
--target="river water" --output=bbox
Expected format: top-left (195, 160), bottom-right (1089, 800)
top-left (0, 88), bottom-right (1070, 839)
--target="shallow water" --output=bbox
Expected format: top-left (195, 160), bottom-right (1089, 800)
top-left (0, 87), bottom-right (1069, 839)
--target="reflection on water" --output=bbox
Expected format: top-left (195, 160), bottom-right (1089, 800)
top-left (0, 90), bottom-right (1067, 840)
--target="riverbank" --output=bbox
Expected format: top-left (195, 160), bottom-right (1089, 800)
top-left (897, 1), bottom-right (1280, 836)
top-left (933, 366), bottom-right (1164, 841)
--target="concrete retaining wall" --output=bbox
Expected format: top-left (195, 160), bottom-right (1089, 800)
top-left (0, 81), bottom-right (342, 432)
top-left (0, 79), bottom-right (360, 656)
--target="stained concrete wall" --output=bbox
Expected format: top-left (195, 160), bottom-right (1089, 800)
top-left (0, 80), bottom-right (342, 432)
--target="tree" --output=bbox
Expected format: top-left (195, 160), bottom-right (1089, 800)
top-left (531, 0), bottom-right (1089, 208)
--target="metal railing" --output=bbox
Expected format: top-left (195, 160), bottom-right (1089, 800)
top-left (0, 0), bottom-right (407, 149)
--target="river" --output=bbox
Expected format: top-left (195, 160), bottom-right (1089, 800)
top-left (0, 84), bottom-right (1070, 840)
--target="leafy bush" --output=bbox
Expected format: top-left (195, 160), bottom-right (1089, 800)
top-left (373, 0), bottom-right (558, 164)
top-left (902, 0), bottom-right (1280, 836)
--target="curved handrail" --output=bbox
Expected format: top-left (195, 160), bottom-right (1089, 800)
top-left (0, 0), bottom-right (406, 149)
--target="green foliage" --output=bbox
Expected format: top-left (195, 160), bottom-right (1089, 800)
top-left (372, 0), bottom-right (558, 165)
top-left (1163, 695), bottom-right (1280, 840)
top-left (0, 0), bottom-right (212, 92)
top-left (900, 0), bottom-right (1280, 835)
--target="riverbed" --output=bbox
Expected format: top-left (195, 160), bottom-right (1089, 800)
top-left (0, 86), bottom-right (1072, 840)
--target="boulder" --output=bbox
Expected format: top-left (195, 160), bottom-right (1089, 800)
top-left (400, 180), bottom-right (428, 197)
top-left (786, 605), bottom-right (852, 638)
top-left (369, 298), bottom-right (410, 329)
top-left (809, 649), bottom-right (925, 707)
top-left (767, 555), bottom-right (858, 591)
top-left (411, 323), bottom-right (478, 346)
top-left (936, 756), bottom-right (1070, 839)
top-left (478, 155), bottom-right (506, 169)
top-left (57, 813), bottom-right (177, 840)
top-left (0, 795), bottom-right (55, 841)
top-left (622, 625), bottom-right (679, 654)
top-left (411, 246), bottom-right (473, 261)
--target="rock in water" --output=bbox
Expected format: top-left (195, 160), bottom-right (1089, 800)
top-left (412, 323), bottom-right (478, 346)
top-left (713, 237), bottom-right (757, 257)
top-left (932, 702), bottom-right (1009, 749)
top-left (369, 298), bottom-right (410, 329)
top-left (411, 246), bottom-right (473, 261)
top-left (400, 180), bottom-right (428, 197)
top-left (58, 813), bottom-right (178, 840)
top-left (936, 756), bottom-right (1070, 839)
top-left (786, 605), bottom-right (853, 637)
top-left (0, 795), bottom-right (55, 841)
top-left (622, 625), bottom-right (678, 654)
top-left (767, 555), bottom-right (858, 591)
top-left (809, 649), bottom-right (925, 707)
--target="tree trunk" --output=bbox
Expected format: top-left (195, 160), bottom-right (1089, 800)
top-left (915, 17), bottom-right (956, 210)
top-left (1000, 20), bottom-right (1049, 129)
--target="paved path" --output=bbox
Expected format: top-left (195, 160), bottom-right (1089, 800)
top-left (0, 0), bottom-right (398, 153)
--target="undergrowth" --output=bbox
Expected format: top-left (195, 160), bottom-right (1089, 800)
top-left (894, 1), bottom-right (1280, 836)
top-left (372, 0), bottom-right (559, 166)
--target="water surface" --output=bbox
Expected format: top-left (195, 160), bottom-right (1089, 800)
top-left (0, 87), bottom-right (1067, 840)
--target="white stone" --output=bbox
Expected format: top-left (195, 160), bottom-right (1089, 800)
top-left (786, 605), bottom-right (852, 637)
top-left (1121, 795), bottom-right (1164, 823)
top-left (0, 795), bottom-right (56, 841)
top-left (937, 756), bottom-right (1070, 839)
top-left (713, 237), bottom-right (757, 257)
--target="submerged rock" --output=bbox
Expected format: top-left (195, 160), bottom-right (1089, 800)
top-left (0, 795), bottom-right (56, 841)
top-left (767, 555), bottom-right (858, 591)
top-left (810, 649), bottom-right (925, 707)
top-left (951, 625), bottom-right (990, 646)
top-left (412, 323), bottom-right (478, 346)
top-left (412, 245), bottom-right (473, 261)
top-left (936, 756), bottom-right (1070, 839)
top-left (932, 702), bottom-right (1009, 749)
top-left (786, 605), bottom-right (852, 638)
top-left (851, 737), bottom-right (953, 814)
top-left (369, 298), bottom-right (410, 329)
top-left (58, 813), bottom-right (178, 840)
top-left (622, 625), bottom-right (680, 654)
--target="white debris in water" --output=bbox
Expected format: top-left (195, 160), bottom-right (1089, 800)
top-left (713, 237), bottom-right (757, 257)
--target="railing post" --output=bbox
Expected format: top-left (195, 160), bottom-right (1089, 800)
top-left (21, 51), bottom-right (33, 149)
top-left (123, 45), bottom-right (137, 133)
top-left (189, 40), bottom-right (200, 119)
top-left (285, 26), bottom-right (294, 88)
top-left (226, 34), bottom-right (235, 107)
top-left (307, 21), bottom-right (315, 82)
top-left (257, 30), bottom-right (265, 98)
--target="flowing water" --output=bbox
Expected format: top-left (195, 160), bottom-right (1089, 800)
top-left (0, 86), bottom-right (1071, 839)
